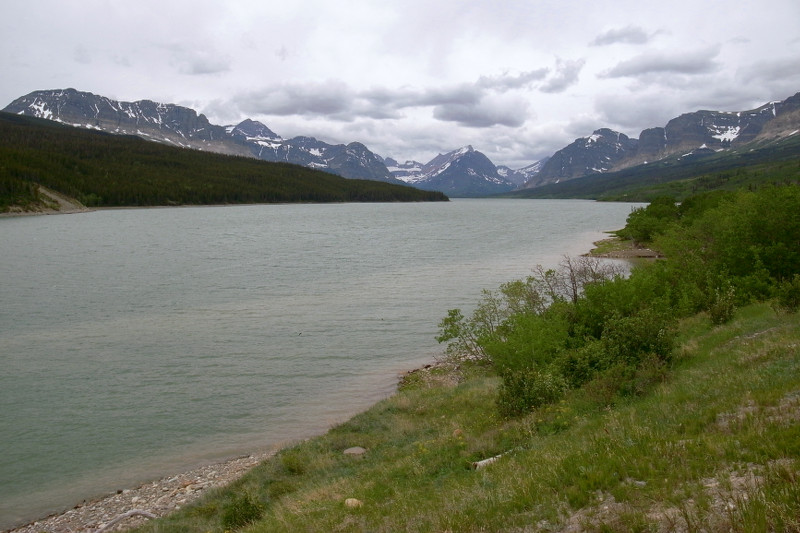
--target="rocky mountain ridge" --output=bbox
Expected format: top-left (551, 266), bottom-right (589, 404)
top-left (383, 146), bottom-right (517, 197)
top-left (5, 88), bottom-right (799, 196)
top-left (3, 89), bottom-right (401, 185)
top-left (525, 92), bottom-right (800, 188)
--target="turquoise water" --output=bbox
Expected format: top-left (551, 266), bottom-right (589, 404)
top-left (0, 199), bottom-right (636, 528)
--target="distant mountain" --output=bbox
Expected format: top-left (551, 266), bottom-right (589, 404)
top-left (383, 146), bottom-right (516, 197)
top-left (497, 158), bottom-right (549, 187)
top-left (521, 92), bottom-right (800, 188)
top-left (0, 110), bottom-right (448, 211)
top-left (7, 88), bottom-right (799, 197)
top-left (3, 89), bottom-right (399, 184)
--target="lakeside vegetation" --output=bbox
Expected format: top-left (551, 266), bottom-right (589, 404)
top-left (0, 112), bottom-right (447, 212)
top-left (130, 182), bottom-right (800, 532)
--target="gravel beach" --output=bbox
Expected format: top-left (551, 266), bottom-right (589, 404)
top-left (6, 450), bottom-right (275, 533)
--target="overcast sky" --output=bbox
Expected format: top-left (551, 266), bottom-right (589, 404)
top-left (2, 0), bottom-right (799, 168)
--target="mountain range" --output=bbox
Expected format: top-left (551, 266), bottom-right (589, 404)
top-left (4, 88), bottom-right (799, 197)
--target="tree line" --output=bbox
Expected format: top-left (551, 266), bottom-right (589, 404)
top-left (0, 112), bottom-right (447, 212)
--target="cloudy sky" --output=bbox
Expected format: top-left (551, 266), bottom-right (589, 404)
top-left (2, 0), bottom-right (799, 168)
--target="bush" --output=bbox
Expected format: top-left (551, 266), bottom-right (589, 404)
top-left (497, 368), bottom-right (568, 417)
top-left (774, 274), bottom-right (800, 313)
top-left (621, 196), bottom-right (679, 244)
top-left (553, 340), bottom-right (613, 389)
top-left (221, 493), bottom-right (265, 530)
top-left (600, 307), bottom-right (675, 366)
top-left (708, 278), bottom-right (737, 325)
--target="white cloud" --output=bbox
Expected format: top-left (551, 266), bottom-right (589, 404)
top-left (1, 0), bottom-right (798, 168)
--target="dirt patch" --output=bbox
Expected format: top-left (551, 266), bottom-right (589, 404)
top-left (1, 187), bottom-right (90, 217)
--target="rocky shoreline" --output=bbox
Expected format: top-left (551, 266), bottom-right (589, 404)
top-left (5, 451), bottom-right (275, 533)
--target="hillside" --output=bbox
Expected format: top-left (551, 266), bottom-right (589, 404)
top-left (0, 112), bottom-right (447, 212)
top-left (505, 133), bottom-right (800, 201)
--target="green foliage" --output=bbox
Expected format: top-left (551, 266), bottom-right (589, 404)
top-left (496, 367), bottom-right (568, 417)
top-left (621, 196), bottom-right (678, 244)
top-left (221, 493), bottom-right (265, 530)
top-left (440, 185), bottom-right (800, 419)
top-left (0, 112), bottom-right (448, 210)
top-left (774, 274), bottom-right (800, 313)
top-left (599, 307), bottom-right (675, 366)
top-left (708, 277), bottom-right (737, 325)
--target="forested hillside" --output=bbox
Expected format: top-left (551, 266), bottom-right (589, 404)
top-left (507, 133), bottom-right (800, 201)
top-left (0, 112), bottom-right (447, 212)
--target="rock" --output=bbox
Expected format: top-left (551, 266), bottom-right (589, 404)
top-left (343, 446), bottom-right (367, 456)
top-left (344, 498), bottom-right (363, 508)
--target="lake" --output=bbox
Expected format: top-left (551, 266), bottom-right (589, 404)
top-left (0, 199), bottom-right (637, 528)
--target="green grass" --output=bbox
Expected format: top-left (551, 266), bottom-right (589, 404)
top-left (135, 302), bottom-right (800, 532)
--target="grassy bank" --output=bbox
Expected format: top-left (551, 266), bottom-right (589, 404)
top-left (133, 301), bottom-right (799, 532)
top-left (128, 185), bottom-right (799, 531)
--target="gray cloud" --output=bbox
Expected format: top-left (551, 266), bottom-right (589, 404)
top-left (432, 97), bottom-right (529, 128)
top-left (477, 69), bottom-right (550, 91)
top-left (229, 71), bottom-right (542, 128)
top-left (590, 25), bottom-right (652, 46)
top-left (601, 46), bottom-right (721, 78)
top-left (540, 59), bottom-right (585, 93)
top-left (235, 82), bottom-right (354, 117)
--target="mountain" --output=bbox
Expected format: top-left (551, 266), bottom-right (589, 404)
top-left (497, 158), bottom-right (549, 187)
top-left (0, 110), bottom-right (448, 211)
top-left (522, 92), bottom-right (800, 188)
top-left (383, 146), bottom-right (516, 197)
top-left (3, 89), bottom-right (398, 183)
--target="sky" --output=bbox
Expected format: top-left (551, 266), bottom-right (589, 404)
top-left (2, 0), bottom-right (799, 169)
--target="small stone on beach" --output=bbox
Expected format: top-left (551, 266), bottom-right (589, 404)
top-left (343, 446), bottom-right (367, 456)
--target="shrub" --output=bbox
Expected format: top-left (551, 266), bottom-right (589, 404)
top-left (221, 493), bottom-right (265, 530)
top-left (708, 279), bottom-right (737, 325)
top-left (600, 307), bottom-right (675, 366)
top-left (621, 196), bottom-right (679, 244)
top-left (774, 274), bottom-right (800, 313)
top-left (553, 339), bottom-right (613, 389)
top-left (497, 368), bottom-right (568, 418)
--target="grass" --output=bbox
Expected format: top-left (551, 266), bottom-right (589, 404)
top-left (134, 302), bottom-right (800, 532)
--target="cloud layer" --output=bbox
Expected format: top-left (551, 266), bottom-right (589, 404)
top-left (1, 0), bottom-right (798, 168)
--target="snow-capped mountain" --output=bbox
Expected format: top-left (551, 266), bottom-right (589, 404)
top-left (383, 146), bottom-right (516, 197)
top-left (3, 89), bottom-right (398, 183)
top-left (525, 128), bottom-right (638, 188)
top-left (497, 158), bottom-right (549, 187)
top-left (522, 92), bottom-right (800, 188)
top-left (6, 88), bottom-right (799, 195)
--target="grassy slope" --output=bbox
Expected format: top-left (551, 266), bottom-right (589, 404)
top-left (135, 301), bottom-right (800, 532)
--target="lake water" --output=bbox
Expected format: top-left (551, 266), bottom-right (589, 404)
top-left (0, 199), bottom-right (636, 528)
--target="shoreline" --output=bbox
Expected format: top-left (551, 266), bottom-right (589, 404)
top-left (4, 362), bottom-right (442, 533)
top-left (1, 209), bottom-right (630, 532)
top-left (5, 450), bottom-right (276, 533)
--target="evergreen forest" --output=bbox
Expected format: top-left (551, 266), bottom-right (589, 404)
top-left (0, 112), bottom-right (447, 212)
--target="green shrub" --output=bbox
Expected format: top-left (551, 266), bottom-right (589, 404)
top-left (621, 196), bottom-right (679, 244)
top-left (600, 307), bottom-right (675, 366)
top-left (221, 493), bottom-right (265, 530)
top-left (497, 367), bottom-right (568, 417)
top-left (774, 274), bottom-right (800, 313)
top-left (708, 279), bottom-right (737, 325)
top-left (554, 339), bottom-right (612, 388)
